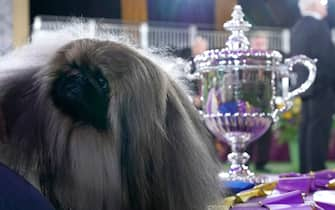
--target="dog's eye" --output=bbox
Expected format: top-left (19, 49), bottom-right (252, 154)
top-left (94, 71), bottom-right (109, 92)
top-left (97, 77), bottom-right (108, 89)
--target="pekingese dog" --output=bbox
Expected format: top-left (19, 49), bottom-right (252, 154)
top-left (0, 28), bottom-right (221, 210)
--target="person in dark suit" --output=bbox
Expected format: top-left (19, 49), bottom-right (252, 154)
top-left (171, 36), bottom-right (209, 108)
top-left (247, 32), bottom-right (272, 172)
top-left (291, 0), bottom-right (335, 173)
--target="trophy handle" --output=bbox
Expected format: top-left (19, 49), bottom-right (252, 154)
top-left (284, 55), bottom-right (317, 100)
top-left (273, 55), bottom-right (317, 117)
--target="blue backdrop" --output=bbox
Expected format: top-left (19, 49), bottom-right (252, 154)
top-left (148, 0), bottom-right (215, 26)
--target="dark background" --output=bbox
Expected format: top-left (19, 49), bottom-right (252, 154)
top-left (30, 0), bottom-right (335, 28)
top-left (30, 0), bottom-right (121, 23)
top-left (239, 0), bottom-right (335, 27)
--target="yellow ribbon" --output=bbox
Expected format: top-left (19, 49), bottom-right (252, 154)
top-left (326, 178), bottom-right (335, 189)
top-left (222, 181), bottom-right (278, 208)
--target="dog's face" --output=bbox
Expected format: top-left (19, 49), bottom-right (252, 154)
top-left (50, 50), bottom-right (111, 130)
top-left (46, 39), bottom-right (170, 130)
top-left (0, 38), bottom-right (220, 210)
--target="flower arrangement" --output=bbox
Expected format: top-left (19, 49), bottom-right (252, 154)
top-left (276, 97), bottom-right (302, 143)
top-left (275, 97), bottom-right (302, 170)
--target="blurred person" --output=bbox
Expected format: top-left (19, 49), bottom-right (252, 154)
top-left (191, 36), bottom-right (209, 57)
top-left (248, 32), bottom-right (272, 172)
top-left (172, 36), bottom-right (209, 108)
top-left (250, 31), bottom-right (269, 51)
top-left (173, 36), bottom-right (209, 68)
top-left (291, 0), bottom-right (335, 173)
top-left (191, 36), bottom-right (209, 108)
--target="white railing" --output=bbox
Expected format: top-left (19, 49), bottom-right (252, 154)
top-left (149, 26), bottom-right (190, 49)
top-left (32, 16), bottom-right (288, 54)
top-left (0, 15), bottom-right (332, 57)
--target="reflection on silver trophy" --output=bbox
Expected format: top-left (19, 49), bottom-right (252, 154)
top-left (190, 5), bottom-right (317, 183)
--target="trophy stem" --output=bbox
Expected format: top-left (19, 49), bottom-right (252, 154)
top-left (221, 135), bottom-right (255, 182)
top-left (227, 151), bottom-right (254, 178)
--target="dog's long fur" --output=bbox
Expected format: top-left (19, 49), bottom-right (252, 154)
top-left (0, 31), bottom-right (221, 210)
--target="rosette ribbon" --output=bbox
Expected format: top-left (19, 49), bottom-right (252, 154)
top-left (221, 169), bottom-right (335, 209)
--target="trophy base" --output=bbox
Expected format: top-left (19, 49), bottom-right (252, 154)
top-left (218, 166), bottom-right (256, 184)
top-left (218, 171), bottom-right (268, 184)
top-left (220, 152), bottom-right (265, 183)
top-left (218, 169), bottom-right (270, 194)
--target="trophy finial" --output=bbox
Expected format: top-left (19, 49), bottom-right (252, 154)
top-left (224, 5), bottom-right (251, 51)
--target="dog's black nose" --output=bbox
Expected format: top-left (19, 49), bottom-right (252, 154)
top-left (51, 66), bottom-right (110, 130)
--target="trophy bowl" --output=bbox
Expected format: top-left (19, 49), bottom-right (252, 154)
top-left (191, 5), bottom-right (317, 183)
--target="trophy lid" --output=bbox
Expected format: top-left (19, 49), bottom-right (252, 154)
top-left (194, 5), bottom-right (283, 72)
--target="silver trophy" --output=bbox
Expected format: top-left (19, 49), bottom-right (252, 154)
top-left (190, 5), bottom-right (317, 183)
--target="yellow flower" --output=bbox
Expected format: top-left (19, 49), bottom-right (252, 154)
top-left (278, 97), bottom-right (301, 144)
top-left (292, 97), bottom-right (301, 114)
top-left (282, 111), bottom-right (292, 120)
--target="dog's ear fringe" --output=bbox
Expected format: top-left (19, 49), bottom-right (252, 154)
top-left (163, 80), bottom-right (222, 209)
top-left (116, 57), bottom-right (221, 209)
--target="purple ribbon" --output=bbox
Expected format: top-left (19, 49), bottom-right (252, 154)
top-left (231, 191), bottom-right (311, 210)
top-left (279, 172), bottom-right (301, 178)
top-left (277, 176), bottom-right (313, 193)
top-left (265, 204), bottom-right (312, 210)
top-left (276, 169), bottom-right (335, 193)
top-left (313, 169), bottom-right (335, 180)
top-left (231, 170), bottom-right (335, 210)
top-left (260, 190), bottom-right (304, 205)
top-left (310, 178), bottom-right (330, 192)
top-left (231, 204), bottom-right (312, 210)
